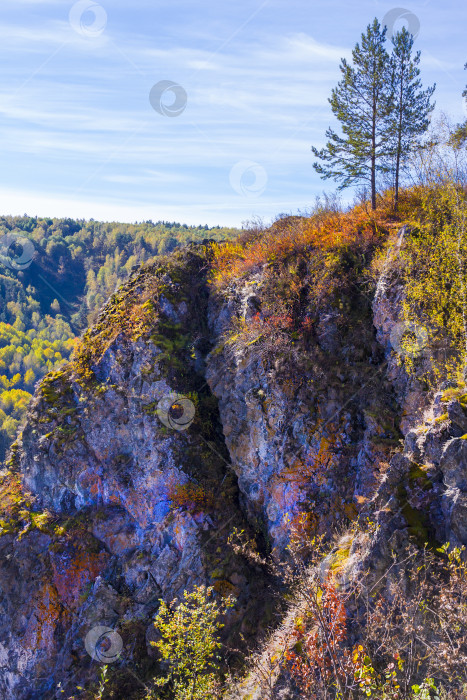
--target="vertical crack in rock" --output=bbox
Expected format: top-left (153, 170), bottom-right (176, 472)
top-left (0, 246), bottom-right (269, 699)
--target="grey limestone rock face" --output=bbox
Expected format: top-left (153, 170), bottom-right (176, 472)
top-left (205, 260), bottom-right (400, 556)
top-left (0, 250), bottom-right (267, 699)
top-left (3, 237), bottom-right (467, 699)
top-left (369, 393), bottom-right (467, 566)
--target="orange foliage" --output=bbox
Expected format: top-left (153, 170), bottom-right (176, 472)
top-left (252, 312), bottom-right (294, 332)
top-left (210, 186), bottom-right (437, 287)
top-left (288, 510), bottom-right (319, 541)
top-left (210, 198), bottom-right (403, 286)
top-left (51, 546), bottom-right (109, 609)
top-left (280, 434), bottom-right (338, 489)
top-left (21, 583), bottom-right (65, 652)
top-left (286, 580), bottom-right (350, 695)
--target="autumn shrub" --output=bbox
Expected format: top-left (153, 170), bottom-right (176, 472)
top-left (286, 578), bottom-right (353, 698)
top-left (209, 192), bottom-right (418, 377)
top-left (388, 117), bottom-right (467, 385)
top-left (211, 180), bottom-right (467, 382)
top-left (234, 512), bottom-right (467, 700)
top-left (286, 542), bottom-right (467, 699)
top-left (210, 203), bottom-right (393, 287)
top-left (358, 544), bottom-right (467, 698)
top-left (148, 585), bottom-right (234, 700)
top-left (399, 181), bottom-right (467, 384)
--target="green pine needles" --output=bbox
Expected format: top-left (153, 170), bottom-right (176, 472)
top-left (388, 27), bottom-right (436, 209)
top-left (312, 18), bottom-right (436, 210)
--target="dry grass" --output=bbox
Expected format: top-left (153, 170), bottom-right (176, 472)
top-left (210, 189), bottom-right (426, 288)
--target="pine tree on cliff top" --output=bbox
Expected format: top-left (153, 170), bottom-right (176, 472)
top-left (387, 27), bottom-right (436, 210)
top-left (312, 19), bottom-right (435, 210)
top-left (312, 19), bottom-right (392, 210)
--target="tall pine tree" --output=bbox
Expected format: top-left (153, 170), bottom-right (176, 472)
top-left (388, 27), bottom-right (436, 210)
top-left (312, 19), bottom-right (392, 210)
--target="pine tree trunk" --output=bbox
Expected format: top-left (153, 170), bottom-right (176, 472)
top-left (394, 152), bottom-right (400, 211)
top-left (394, 68), bottom-right (405, 212)
top-left (371, 161), bottom-right (376, 209)
top-left (371, 101), bottom-right (377, 210)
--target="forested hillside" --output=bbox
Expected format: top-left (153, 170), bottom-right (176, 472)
top-left (0, 216), bottom-right (238, 459)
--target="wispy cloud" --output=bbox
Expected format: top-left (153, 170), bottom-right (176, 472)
top-left (0, 0), bottom-right (465, 225)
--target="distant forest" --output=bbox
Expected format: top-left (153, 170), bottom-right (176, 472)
top-left (0, 215), bottom-right (239, 460)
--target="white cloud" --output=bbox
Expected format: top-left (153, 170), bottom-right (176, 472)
top-left (0, 0), bottom-right (464, 227)
top-left (103, 170), bottom-right (195, 185)
top-left (0, 185), bottom-right (318, 227)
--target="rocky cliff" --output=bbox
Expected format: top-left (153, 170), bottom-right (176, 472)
top-left (1, 212), bottom-right (466, 699)
top-left (0, 248), bottom-right (269, 699)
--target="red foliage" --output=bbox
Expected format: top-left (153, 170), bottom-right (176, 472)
top-left (286, 581), bottom-right (351, 697)
top-left (211, 198), bottom-right (402, 285)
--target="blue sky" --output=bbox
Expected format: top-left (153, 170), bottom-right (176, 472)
top-left (0, 0), bottom-right (466, 227)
